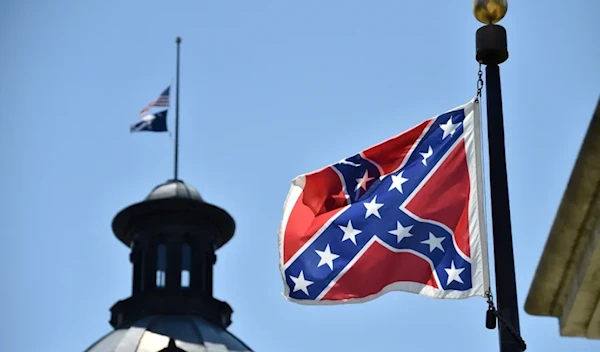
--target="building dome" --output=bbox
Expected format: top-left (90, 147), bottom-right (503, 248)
top-left (85, 315), bottom-right (251, 352)
top-left (146, 179), bottom-right (203, 201)
top-left (112, 179), bottom-right (235, 249)
top-left (84, 178), bottom-right (253, 351)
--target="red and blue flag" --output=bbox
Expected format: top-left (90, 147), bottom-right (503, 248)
top-left (139, 86), bottom-right (170, 116)
top-left (278, 98), bottom-right (490, 304)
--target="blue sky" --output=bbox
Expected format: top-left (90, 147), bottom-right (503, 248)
top-left (1, 0), bottom-right (599, 351)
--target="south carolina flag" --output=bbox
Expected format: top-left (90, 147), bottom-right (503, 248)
top-left (130, 110), bottom-right (168, 133)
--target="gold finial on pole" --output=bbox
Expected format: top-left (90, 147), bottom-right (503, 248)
top-left (473, 0), bottom-right (508, 24)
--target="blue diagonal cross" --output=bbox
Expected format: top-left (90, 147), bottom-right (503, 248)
top-left (284, 109), bottom-right (471, 300)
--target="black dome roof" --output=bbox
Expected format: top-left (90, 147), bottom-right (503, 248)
top-left (85, 315), bottom-right (252, 352)
top-left (111, 179), bottom-right (236, 249)
top-left (146, 179), bottom-right (203, 201)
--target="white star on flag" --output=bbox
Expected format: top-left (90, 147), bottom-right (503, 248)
top-left (290, 271), bottom-right (313, 295)
top-left (339, 220), bottom-right (362, 245)
top-left (389, 171), bottom-right (408, 193)
top-left (445, 261), bottom-right (465, 285)
top-left (388, 221), bottom-right (414, 243)
top-left (315, 244), bottom-right (340, 270)
top-left (421, 232), bottom-right (445, 252)
top-left (355, 170), bottom-right (374, 191)
top-left (420, 146), bottom-right (433, 166)
top-left (440, 117), bottom-right (461, 140)
top-left (364, 196), bottom-right (384, 219)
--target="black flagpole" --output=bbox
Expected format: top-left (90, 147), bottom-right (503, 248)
top-left (474, 1), bottom-right (525, 351)
top-left (174, 36), bottom-right (181, 180)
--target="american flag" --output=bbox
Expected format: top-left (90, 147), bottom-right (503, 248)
top-left (139, 86), bottom-right (170, 116)
top-left (278, 98), bottom-right (490, 304)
